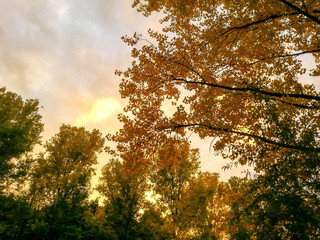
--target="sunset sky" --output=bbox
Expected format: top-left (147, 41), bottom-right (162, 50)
top-left (2, 0), bottom-right (318, 184)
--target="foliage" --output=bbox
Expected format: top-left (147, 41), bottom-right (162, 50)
top-left (0, 87), bottom-right (43, 192)
top-left (28, 124), bottom-right (104, 239)
top-left (149, 139), bottom-right (200, 238)
top-left (227, 177), bottom-right (255, 239)
top-left (30, 124), bottom-right (104, 208)
top-left (97, 158), bottom-right (149, 240)
top-left (0, 195), bottom-right (33, 240)
top-left (2, 1), bottom-right (320, 239)
top-left (148, 139), bottom-right (234, 239)
top-left (114, 0), bottom-right (320, 167)
top-left (110, 1), bottom-right (320, 238)
top-left (246, 153), bottom-right (320, 239)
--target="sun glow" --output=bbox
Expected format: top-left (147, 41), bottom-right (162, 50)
top-left (75, 97), bottom-right (122, 126)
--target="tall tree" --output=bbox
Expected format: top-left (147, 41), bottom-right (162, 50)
top-left (0, 87), bottom-right (43, 192)
top-left (227, 177), bottom-right (255, 239)
top-left (0, 87), bottom-right (42, 239)
top-left (243, 153), bottom-right (320, 239)
top-left (149, 139), bottom-right (231, 239)
top-left (30, 124), bottom-right (104, 207)
top-left (29, 124), bottom-right (104, 239)
top-left (110, 0), bottom-right (320, 238)
top-left (97, 158), bottom-right (149, 240)
top-left (149, 139), bottom-right (200, 238)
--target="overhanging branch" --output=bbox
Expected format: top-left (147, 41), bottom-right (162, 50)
top-left (222, 13), bottom-right (296, 36)
top-left (278, 0), bottom-right (320, 24)
top-left (162, 55), bottom-right (320, 103)
top-left (170, 78), bottom-right (320, 102)
top-left (166, 123), bottom-right (320, 152)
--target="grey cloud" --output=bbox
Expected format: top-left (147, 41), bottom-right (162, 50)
top-left (0, 0), bottom-right (162, 138)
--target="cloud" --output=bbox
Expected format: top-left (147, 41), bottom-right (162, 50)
top-left (75, 97), bottom-right (122, 126)
top-left (0, 0), bottom-right (150, 136)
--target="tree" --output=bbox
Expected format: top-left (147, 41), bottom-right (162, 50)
top-left (138, 205), bottom-right (171, 240)
top-left (97, 158), bottom-right (149, 240)
top-left (110, 0), bottom-right (320, 238)
top-left (0, 195), bottom-right (33, 240)
top-left (0, 87), bottom-right (43, 192)
top-left (99, 139), bottom-right (230, 239)
top-left (149, 139), bottom-right (200, 239)
top-left (178, 171), bottom-right (224, 240)
top-left (30, 124), bottom-right (104, 207)
top-left (227, 177), bottom-right (255, 239)
top-left (112, 0), bottom-right (320, 166)
top-left (149, 139), bottom-right (232, 239)
top-left (0, 87), bottom-right (42, 239)
top-left (243, 153), bottom-right (320, 239)
top-left (29, 124), bottom-right (104, 239)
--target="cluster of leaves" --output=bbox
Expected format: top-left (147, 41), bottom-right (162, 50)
top-left (116, 0), bottom-right (320, 165)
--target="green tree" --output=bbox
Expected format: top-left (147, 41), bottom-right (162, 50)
top-left (0, 87), bottom-right (42, 239)
top-left (0, 87), bottom-right (43, 192)
top-left (138, 205), bottom-right (170, 240)
top-left (29, 124), bottom-right (104, 239)
top-left (227, 108), bottom-right (320, 239)
top-left (244, 153), bottom-right (320, 239)
top-left (30, 124), bottom-right (104, 207)
top-left (149, 139), bottom-right (200, 239)
top-left (97, 158), bottom-right (149, 240)
top-left (227, 177), bottom-right (255, 240)
top-left (0, 195), bottom-right (33, 239)
top-left (178, 171), bottom-right (222, 240)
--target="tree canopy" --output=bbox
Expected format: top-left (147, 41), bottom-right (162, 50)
top-left (30, 124), bottom-right (105, 208)
top-left (112, 0), bottom-right (320, 169)
top-left (0, 87), bottom-right (43, 193)
top-left (109, 0), bottom-right (320, 238)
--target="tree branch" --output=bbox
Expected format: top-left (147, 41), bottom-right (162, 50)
top-left (222, 9), bottom-right (320, 37)
top-left (162, 55), bottom-right (320, 102)
top-left (166, 123), bottom-right (320, 152)
top-left (248, 49), bottom-right (320, 65)
top-left (278, 0), bottom-right (320, 24)
top-left (170, 78), bottom-right (320, 101)
top-left (222, 13), bottom-right (291, 36)
top-left (275, 98), bottom-right (318, 109)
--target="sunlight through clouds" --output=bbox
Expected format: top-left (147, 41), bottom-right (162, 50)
top-left (75, 97), bottom-right (122, 126)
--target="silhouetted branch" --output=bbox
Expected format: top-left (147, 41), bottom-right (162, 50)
top-left (278, 0), bottom-right (320, 24)
top-left (163, 123), bottom-right (320, 152)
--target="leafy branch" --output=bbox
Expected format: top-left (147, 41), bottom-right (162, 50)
top-left (164, 123), bottom-right (320, 152)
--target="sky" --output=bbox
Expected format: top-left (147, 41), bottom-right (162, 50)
top-left (4, 0), bottom-right (310, 187)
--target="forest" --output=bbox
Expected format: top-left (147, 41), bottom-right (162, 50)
top-left (1, 0), bottom-right (320, 239)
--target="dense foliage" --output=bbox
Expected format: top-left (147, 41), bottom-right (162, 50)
top-left (0, 87), bottom-right (43, 193)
